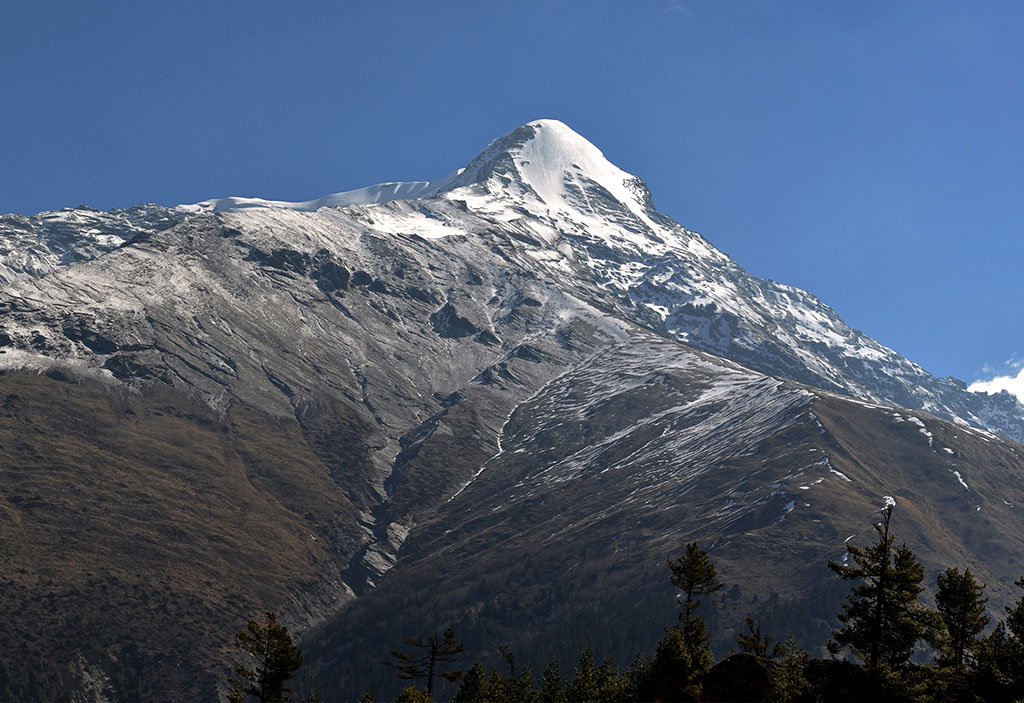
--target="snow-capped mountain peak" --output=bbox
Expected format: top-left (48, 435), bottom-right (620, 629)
top-left (442, 119), bottom-right (657, 225)
top-left (180, 120), bottom-right (654, 230)
top-left (175, 119), bottom-right (663, 248)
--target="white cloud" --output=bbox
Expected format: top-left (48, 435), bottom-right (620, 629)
top-left (969, 365), bottom-right (1024, 404)
top-left (664, 0), bottom-right (692, 16)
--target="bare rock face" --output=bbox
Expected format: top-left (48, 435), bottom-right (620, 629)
top-left (2, 119), bottom-right (1024, 701)
top-left (0, 203), bottom-right (183, 282)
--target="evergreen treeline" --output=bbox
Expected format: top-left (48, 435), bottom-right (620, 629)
top-left (329, 504), bottom-right (1024, 703)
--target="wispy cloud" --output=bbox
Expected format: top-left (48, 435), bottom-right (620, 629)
top-left (664, 0), bottom-right (692, 17)
top-left (969, 357), bottom-right (1024, 403)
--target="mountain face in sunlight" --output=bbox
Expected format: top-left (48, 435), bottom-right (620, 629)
top-left (2, 120), bottom-right (1022, 700)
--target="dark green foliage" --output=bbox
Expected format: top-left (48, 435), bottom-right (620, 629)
top-left (634, 626), bottom-right (703, 701)
top-left (595, 657), bottom-right (630, 703)
top-left (680, 617), bottom-right (715, 678)
top-left (386, 627), bottom-right (463, 698)
top-left (453, 661), bottom-right (491, 703)
top-left (394, 686), bottom-right (431, 703)
top-left (226, 612), bottom-right (304, 703)
top-left (827, 505), bottom-right (930, 669)
top-left (627, 545), bottom-right (724, 700)
top-left (537, 658), bottom-right (566, 703)
top-left (474, 645), bottom-right (537, 703)
top-left (311, 566), bottom-right (684, 701)
top-left (517, 669), bottom-right (539, 703)
top-left (668, 543), bottom-right (722, 638)
top-left (555, 646), bottom-right (625, 702)
top-left (871, 663), bottom-right (948, 703)
top-left (799, 658), bottom-right (947, 703)
top-left (667, 543), bottom-right (721, 676)
top-left (972, 621), bottom-right (1024, 701)
top-left (933, 566), bottom-right (989, 669)
top-left (735, 617), bottom-right (783, 659)
top-left (338, 524), bottom-right (1024, 702)
top-left (451, 657), bottom-right (543, 703)
top-left (767, 635), bottom-right (808, 703)
top-left (501, 666), bottom-right (538, 703)
top-left (626, 652), bottom-right (652, 701)
top-left (565, 647), bottom-right (599, 702)
top-left (1006, 577), bottom-right (1024, 640)
top-left (971, 578), bottom-right (1024, 700)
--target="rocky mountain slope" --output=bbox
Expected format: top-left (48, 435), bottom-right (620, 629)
top-left (3, 120), bottom-right (1020, 441)
top-left (309, 342), bottom-right (1024, 700)
top-left (0, 204), bottom-right (183, 282)
top-left (1, 120), bottom-right (1022, 700)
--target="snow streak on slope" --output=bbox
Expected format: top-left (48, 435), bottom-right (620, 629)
top-left (425, 335), bottom-right (866, 563)
top-left (489, 340), bottom-right (814, 512)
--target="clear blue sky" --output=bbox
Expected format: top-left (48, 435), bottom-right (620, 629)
top-left (3, 1), bottom-right (1022, 389)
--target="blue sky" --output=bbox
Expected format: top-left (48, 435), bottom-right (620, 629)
top-left (3, 1), bottom-right (1022, 391)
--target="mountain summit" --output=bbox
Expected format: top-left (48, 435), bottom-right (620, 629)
top-left (440, 119), bottom-right (661, 229)
top-left (183, 119), bottom-right (655, 223)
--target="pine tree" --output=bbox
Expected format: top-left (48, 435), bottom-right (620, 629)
top-left (491, 646), bottom-right (535, 703)
top-left (934, 566), bottom-right (989, 669)
top-left (735, 617), bottom-right (783, 659)
top-left (394, 686), bottom-right (431, 703)
top-left (668, 542), bottom-right (721, 674)
top-left (635, 626), bottom-right (704, 701)
top-left (827, 505), bottom-right (930, 668)
top-left (565, 647), bottom-right (599, 702)
top-left (974, 577), bottom-right (1024, 699)
top-left (767, 635), bottom-right (808, 703)
top-left (595, 656), bottom-right (629, 703)
top-left (887, 544), bottom-right (931, 664)
top-left (537, 658), bottom-right (566, 703)
top-left (226, 611), bottom-right (304, 703)
top-left (973, 621), bottom-right (1024, 700)
top-left (453, 661), bottom-right (490, 703)
top-left (386, 627), bottom-right (463, 698)
top-left (1006, 577), bottom-right (1024, 640)
top-left (509, 666), bottom-right (536, 703)
top-left (626, 651), bottom-right (652, 702)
